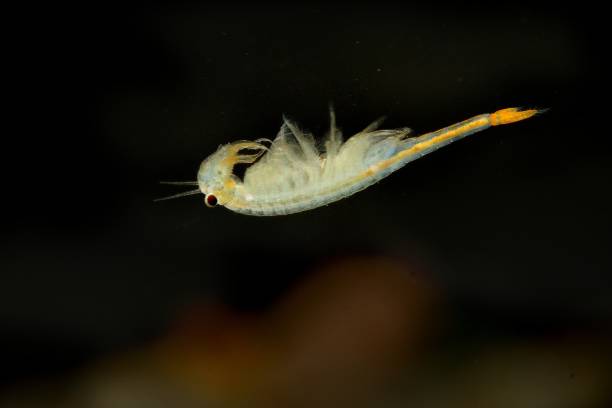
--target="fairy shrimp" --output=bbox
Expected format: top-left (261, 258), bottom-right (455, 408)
top-left (158, 107), bottom-right (542, 216)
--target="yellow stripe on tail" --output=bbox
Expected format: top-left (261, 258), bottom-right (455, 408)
top-left (490, 107), bottom-right (541, 126)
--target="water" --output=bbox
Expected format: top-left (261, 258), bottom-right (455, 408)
top-left (2, 3), bottom-right (610, 407)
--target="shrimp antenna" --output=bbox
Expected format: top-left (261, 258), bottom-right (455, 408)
top-left (154, 188), bottom-right (201, 202)
top-left (159, 181), bottom-right (199, 186)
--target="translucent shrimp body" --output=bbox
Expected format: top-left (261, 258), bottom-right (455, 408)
top-left (169, 107), bottom-right (540, 216)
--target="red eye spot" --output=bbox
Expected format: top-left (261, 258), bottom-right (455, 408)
top-left (206, 194), bottom-right (218, 207)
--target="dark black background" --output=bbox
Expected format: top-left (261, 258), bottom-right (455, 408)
top-left (3, 0), bottom-right (610, 391)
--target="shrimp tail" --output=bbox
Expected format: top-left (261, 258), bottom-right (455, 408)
top-left (372, 107), bottom-right (545, 173)
top-left (489, 107), bottom-right (545, 126)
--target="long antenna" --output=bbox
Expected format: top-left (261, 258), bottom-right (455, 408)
top-left (154, 188), bottom-right (201, 202)
top-left (159, 181), bottom-right (199, 186)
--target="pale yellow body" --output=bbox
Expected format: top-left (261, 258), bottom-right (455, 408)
top-left (159, 108), bottom-right (541, 216)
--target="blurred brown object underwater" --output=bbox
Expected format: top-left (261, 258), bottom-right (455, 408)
top-left (1, 255), bottom-right (610, 408)
top-left (154, 255), bottom-right (437, 406)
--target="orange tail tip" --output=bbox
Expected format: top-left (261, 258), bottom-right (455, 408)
top-left (490, 107), bottom-right (544, 126)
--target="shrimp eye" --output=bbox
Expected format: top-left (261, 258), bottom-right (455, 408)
top-left (205, 194), bottom-right (218, 208)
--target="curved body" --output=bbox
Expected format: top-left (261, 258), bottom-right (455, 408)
top-left (159, 108), bottom-right (540, 215)
top-left (228, 113), bottom-right (492, 216)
